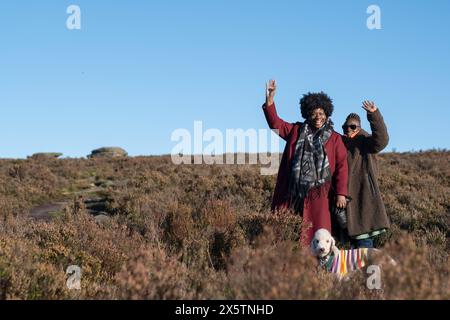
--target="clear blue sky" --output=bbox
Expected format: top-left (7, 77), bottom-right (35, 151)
top-left (1, 0), bottom-right (449, 158)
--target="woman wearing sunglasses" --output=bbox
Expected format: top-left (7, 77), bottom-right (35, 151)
top-left (341, 101), bottom-right (390, 248)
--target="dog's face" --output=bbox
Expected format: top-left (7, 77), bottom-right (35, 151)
top-left (311, 228), bottom-right (336, 258)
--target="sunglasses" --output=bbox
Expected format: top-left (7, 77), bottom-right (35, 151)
top-left (342, 124), bottom-right (360, 131)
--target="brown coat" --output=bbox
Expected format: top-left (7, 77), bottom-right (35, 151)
top-left (343, 109), bottom-right (390, 237)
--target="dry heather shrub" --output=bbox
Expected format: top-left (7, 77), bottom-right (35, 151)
top-left (1, 204), bottom-right (147, 298)
top-left (198, 199), bottom-right (244, 270)
top-left (378, 152), bottom-right (449, 243)
top-left (107, 190), bottom-right (171, 243)
top-left (328, 234), bottom-right (449, 300)
top-left (180, 267), bottom-right (230, 299)
top-left (327, 270), bottom-right (385, 300)
top-left (162, 202), bottom-right (195, 249)
top-left (238, 209), bottom-right (303, 244)
top-left (0, 152), bottom-right (448, 299)
top-left (198, 199), bottom-right (238, 233)
top-left (99, 171), bottom-right (181, 244)
top-left (1, 160), bottom-right (67, 205)
top-left (178, 166), bottom-right (273, 213)
top-left (380, 234), bottom-right (450, 299)
top-left (226, 227), bottom-right (331, 299)
top-left (65, 212), bottom-right (144, 281)
top-left (0, 232), bottom-right (68, 299)
top-left (161, 199), bottom-right (246, 271)
top-left (114, 248), bottom-right (191, 299)
top-left (0, 196), bottom-right (20, 224)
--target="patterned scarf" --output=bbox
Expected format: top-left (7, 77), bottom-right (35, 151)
top-left (288, 118), bottom-right (333, 212)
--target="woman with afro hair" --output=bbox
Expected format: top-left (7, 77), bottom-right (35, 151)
top-left (262, 79), bottom-right (348, 245)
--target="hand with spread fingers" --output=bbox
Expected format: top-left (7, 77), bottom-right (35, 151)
top-left (265, 79), bottom-right (276, 106)
top-left (362, 100), bottom-right (378, 113)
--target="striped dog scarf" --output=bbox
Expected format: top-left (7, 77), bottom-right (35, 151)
top-left (322, 248), bottom-right (370, 277)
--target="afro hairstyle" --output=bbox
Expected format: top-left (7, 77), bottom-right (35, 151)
top-left (299, 91), bottom-right (334, 119)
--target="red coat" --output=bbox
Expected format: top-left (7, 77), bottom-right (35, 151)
top-left (263, 103), bottom-right (348, 244)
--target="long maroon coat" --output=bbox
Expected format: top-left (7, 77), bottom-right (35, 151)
top-left (263, 103), bottom-right (348, 244)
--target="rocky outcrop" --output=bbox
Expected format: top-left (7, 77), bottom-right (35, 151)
top-left (28, 152), bottom-right (63, 160)
top-left (88, 147), bottom-right (128, 159)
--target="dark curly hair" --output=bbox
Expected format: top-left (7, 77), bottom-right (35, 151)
top-left (299, 92), bottom-right (334, 119)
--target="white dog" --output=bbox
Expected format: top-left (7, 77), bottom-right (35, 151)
top-left (310, 228), bottom-right (396, 278)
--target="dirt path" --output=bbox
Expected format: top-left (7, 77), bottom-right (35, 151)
top-left (28, 197), bottom-right (109, 221)
top-left (29, 202), bottom-right (68, 221)
top-left (28, 179), bottom-right (114, 221)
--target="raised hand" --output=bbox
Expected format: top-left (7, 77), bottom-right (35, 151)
top-left (265, 79), bottom-right (276, 105)
top-left (362, 100), bottom-right (378, 113)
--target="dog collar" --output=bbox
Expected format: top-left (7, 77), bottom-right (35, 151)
top-left (319, 253), bottom-right (335, 271)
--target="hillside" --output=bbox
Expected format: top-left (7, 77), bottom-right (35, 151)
top-left (0, 151), bottom-right (448, 299)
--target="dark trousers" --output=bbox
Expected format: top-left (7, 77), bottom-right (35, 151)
top-left (351, 237), bottom-right (374, 248)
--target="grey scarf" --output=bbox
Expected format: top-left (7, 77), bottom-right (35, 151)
top-left (288, 119), bottom-right (333, 212)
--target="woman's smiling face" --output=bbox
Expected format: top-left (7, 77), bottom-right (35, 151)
top-left (309, 108), bottom-right (327, 129)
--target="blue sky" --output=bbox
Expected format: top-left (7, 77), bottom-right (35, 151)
top-left (1, 0), bottom-right (449, 158)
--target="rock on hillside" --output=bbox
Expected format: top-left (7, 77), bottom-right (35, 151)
top-left (28, 152), bottom-right (63, 160)
top-left (88, 147), bottom-right (128, 158)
